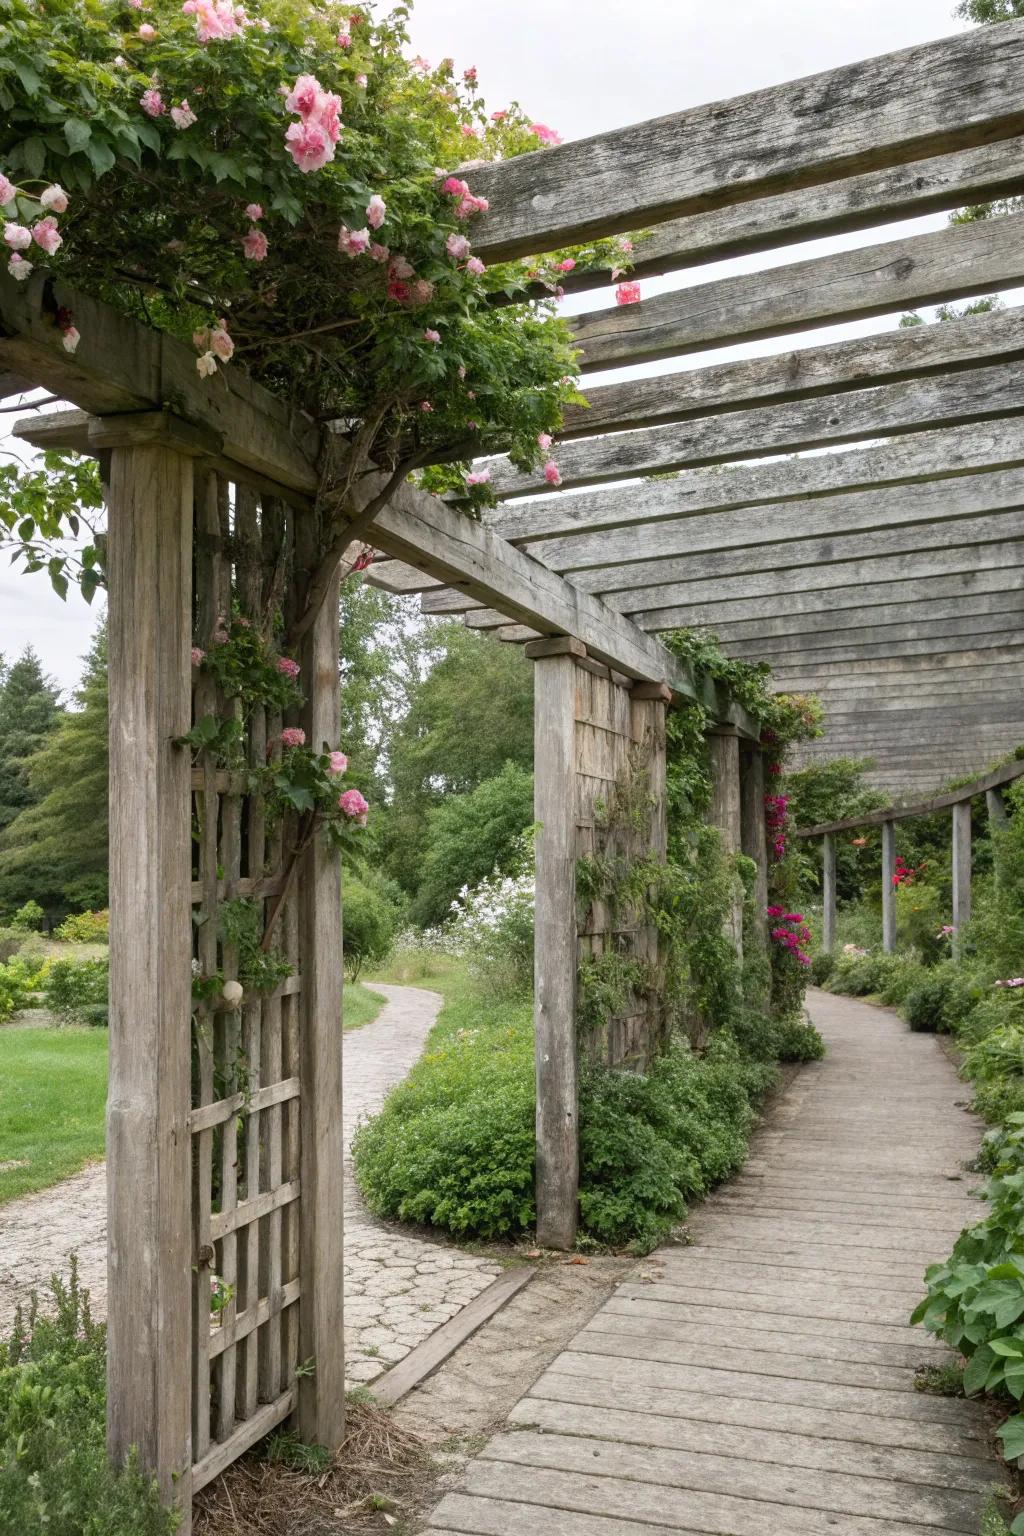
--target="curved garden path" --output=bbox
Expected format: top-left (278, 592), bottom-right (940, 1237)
top-left (0, 982), bottom-right (501, 1383)
top-left (423, 988), bottom-right (1007, 1535)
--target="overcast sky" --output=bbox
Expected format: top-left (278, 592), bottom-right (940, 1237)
top-left (0, 0), bottom-right (975, 693)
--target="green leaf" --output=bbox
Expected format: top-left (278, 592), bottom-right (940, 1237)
top-left (64, 117), bottom-right (92, 152)
top-left (999, 1413), bottom-right (1024, 1464)
top-left (85, 138), bottom-right (116, 177)
top-left (1012, 1513), bottom-right (1024, 1536)
top-left (1006, 1359), bottom-right (1024, 1400)
top-left (22, 135), bottom-right (46, 178)
top-left (15, 59), bottom-right (41, 97)
top-left (963, 1345), bottom-right (995, 1396)
top-left (988, 1336), bottom-right (1024, 1357)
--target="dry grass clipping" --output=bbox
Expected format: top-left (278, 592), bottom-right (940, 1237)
top-left (193, 1395), bottom-right (433, 1535)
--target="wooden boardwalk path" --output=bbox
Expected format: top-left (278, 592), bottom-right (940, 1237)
top-left (422, 988), bottom-right (1006, 1535)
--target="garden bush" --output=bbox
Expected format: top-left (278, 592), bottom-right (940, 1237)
top-left (342, 878), bottom-right (395, 981)
top-left (9, 899), bottom-right (44, 932)
top-left (0, 954), bottom-right (47, 1023)
top-left (54, 909), bottom-right (110, 944)
top-left (809, 951), bottom-right (835, 986)
top-left (0, 1264), bottom-right (175, 1536)
top-left (44, 958), bottom-right (109, 1026)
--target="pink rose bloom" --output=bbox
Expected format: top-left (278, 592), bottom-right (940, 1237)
top-left (196, 351), bottom-right (218, 377)
top-left (457, 364), bottom-right (466, 379)
top-left (61, 325), bottom-right (80, 353)
top-left (531, 122), bottom-right (562, 145)
top-left (389, 253), bottom-right (414, 280)
top-left (285, 73), bottom-right (322, 118)
top-left (276, 656), bottom-right (300, 679)
top-left (337, 30), bottom-right (351, 46)
top-left (464, 66), bottom-right (477, 82)
top-left (8, 253), bottom-right (32, 280)
top-left (555, 258), bottom-right (575, 272)
top-left (460, 124), bottom-right (479, 139)
top-left (366, 194), bottom-right (386, 229)
top-left (413, 55), bottom-right (430, 71)
top-left (537, 432), bottom-right (552, 449)
top-left (457, 193), bottom-right (488, 218)
top-left (338, 225), bottom-right (370, 256)
top-left (181, 1), bottom-right (197, 11)
top-left (317, 92), bottom-right (342, 143)
top-left (193, 0), bottom-right (240, 41)
top-left (140, 88), bottom-right (166, 117)
top-left (129, 0), bottom-right (143, 8)
top-left (543, 460), bottom-right (562, 486)
top-left (615, 280), bottom-right (641, 305)
top-left (170, 100), bottom-right (197, 129)
top-left (285, 119), bottom-right (333, 173)
top-left (465, 256), bottom-right (486, 276)
top-left (338, 788), bottom-right (369, 819)
top-left (446, 231), bottom-right (471, 260)
top-left (138, 22), bottom-right (156, 38)
top-left (464, 469), bottom-right (490, 486)
top-left (355, 73), bottom-right (367, 88)
top-left (0, 175), bottom-right (15, 206)
top-left (423, 327), bottom-right (441, 344)
top-left (31, 217), bottom-right (61, 255)
top-left (210, 323), bottom-right (233, 361)
top-left (408, 278), bottom-right (434, 306)
top-left (386, 278), bottom-right (410, 303)
top-left (280, 727), bottom-right (306, 748)
top-left (191, 647), bottom-right (206, 666)
top-left (245, 202), bottom-right (263, 220)
top-left (3, 223), bottom-right (31, 251)
top-left (242, 228), bottom-right (268, 260)
top-left (369, 242), bottom-right (389, 263)
top-left (328, 751), bottom-right (348, 775)
top-left (39, 184), bottom-right (68, 213)
top-left (442, 176), bottom-right (468, 197)
top-left (419, 400), bottom-right (433, 412)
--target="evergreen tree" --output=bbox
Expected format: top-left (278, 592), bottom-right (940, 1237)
top-left (0, 647), bottom-right (62, 836)
top-left (0, 625), bottom-right (108, 917)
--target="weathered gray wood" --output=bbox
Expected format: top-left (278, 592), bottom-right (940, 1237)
top-left (822, 834), bottom-right (837, 953)
top-left (105, 438), bottom-right (194, 1517)
top-left (952, 799), bottom-right (973, 960)
top-left (558, 302), bottom-right (1024, 441)
top-left (988, 787), bottom-right (1011, 832)
top-left (296, 560), bottom-right (346, 1448)
top-left (726, 616), bottom-right (1023, 660)
top-left (481, 362), bottom-right (1024, 498)
top-left (463, 19), bottom-right (1024, 257)
top-left (568, 213), bottom-right (1024, 372)
top-left (797, 756), bottom-right (1024, 835)
top-left (533, 653), bottom-right (579, 1250)
top-left (708, 731), bottom-right (743, 955)
top-left (882, 821), bottom-right (897, 954)
top-left (373, 1267), bottom-right (534, 1406)
top-left (739, 747), bottom-right (768, 947)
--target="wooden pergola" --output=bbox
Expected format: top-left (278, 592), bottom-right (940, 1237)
top-left (2, 13), bottom-right (1024, 1526)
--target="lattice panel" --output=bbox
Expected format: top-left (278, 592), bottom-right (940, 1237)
top-left (189, 474), bottom-right (305, 1491)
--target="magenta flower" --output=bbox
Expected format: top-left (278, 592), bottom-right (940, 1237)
top-left (329, 751), bottom-right (349, 775)
top-left (337, 30), bottom-right (352, 47)
top-left (465, 256), bottom-right (486, 276)
top-left (286, 119), bottom-right (333, 174)
top-left (242, 228), bottom-right (268, 261)
top-left (276, 656), bottom-right (300, 679)
top-left (615, 281), bottom-right (641, 305)
top-left (423, 327), bottom-right (441, 344)
top-left (543, 460), bottom-right (562, 486)
top-left (465, 469), bottom-right (491, 487)
top-left (280, 727), bottom-right (306, 749)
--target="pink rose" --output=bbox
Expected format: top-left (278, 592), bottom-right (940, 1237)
top-left (456, 194), bottom-right (488, 218)
top-left (276, 656), bottom-right (300, 679)
top-left (555, 258), bottom-right (575, 272)
top-left (31, 217), bottom-right (62, 255)
top-left (39, 184), bottom-right (68, 213)
top-left (337, 30), bottom-right (351, 46)
top-left (285, 73), bottom-right (322, 118)
top-left (210, 323), bottom-right (233, 361)
top-left (442, 176), bottom-right (469, 197)
top-left (355, 73), bottom-right (367, 88)
top-left (0, 175), bottom-right (15, 206)
top-left (615, 281), bottom-right (641, 305)
top-left (464, 469), bottom-right (490, 486)
top-left (191, 647), bottom-right (206, 666)
top-left (7, 253), bottom-right (32, 280)
top-left (419, 400), bottom-right (433, 412)
top-left (61, 325), bottom-right (80, 354)
top-left (338, 225), bottom-right (370, 256)
top-left (338, 788), bottom-right (369, 819)
top-left (366, 194), bottom-right (386, 229)
top-left (193, 0), bottom-right (240, 42)
top-left (464, 66), bottom-right (477, 82)
top-left (280, 727), bottom-right (306, 748)
top-left (245, 202), bottom-right (263, 220)
top-left (285, 120), bottom-right (333, 173)
top-left (328, 751), bottom-right (348, 775)
top-left (543, 460), bottom-right (562, 486)
top-left (170, 100), bottom-right (197, 129)
top-left (3, 223), bottom-right (31, 251)
top-left (140, 88), bottom-right (166, 117)
top-left (138, 22), bottom-right (156, 38)
top-left (491, 110), bottom-right (507, 121)
top-left (465, 256), bottom-right (485, 275)
top-left (386, 279), bottom-right (410, 304)
top-left (408, 278), bottom-right (434, 306)
top-left (446, 231), bottom-right (470, 261)
top-left (537, 432), bottom-right (552, 449)
top-left (242, 228), bottom-right (268, 260)
top-left (531, 122), bottom-right (563, 145)
top-left (423, 327), bottom-right (441, 344)
top-left (369, 242), bottom-right (389, 263)
top-left (196, 351), bottom-right (218, 377)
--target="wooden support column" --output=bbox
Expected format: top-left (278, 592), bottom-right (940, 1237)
top-left (101, 417), bottom-right (200, 1518)
top-left (822, 833), bottom-right (837, 954)
top-left (988, 787), bottom-right (1010, 889)
top-left (739, 744), bottom-right (769, 948)
top-left (881, 820), bottom-right (897, 954)
top-left (527, 636), bottom-right (583, 1251)
top-left (296, 565), bottom-right (346, 1445)
top-left (708, 727), bottom-right (743, 956)
top-left (952, 799), bottom-right (973, 958)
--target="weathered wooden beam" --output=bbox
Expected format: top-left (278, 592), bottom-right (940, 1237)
top-left (559, 303), bottom-right (1024, 441)
top-left (730, 630), bottom-right (1023, 668)
top-left (523, 136), bottom-right (1024, 301)
top-left (708, 729), bottom-right (744, 955)
top-left (463, 20), bottom-right (1024, 259)
top-left (567, 214), bottom-right (1024, 374)
top-left (0, 271), bottom-right (319, 499)
top-left (952, 800), bottom-right (973, 955)
top-left (519, 461), bottom-right (1024, 577)
top-left (796, 756), bottom-right (1024, 834)
top-left (768, 647), bottom-right (1024, 681)
top-left (481, 361), bottom-right (1024, 499)
top-left (712, 601), bottom-right (1022, 649)
top-left (363, 558), bottom-right (443, 595)
top-left (822, 833), bottom-right (837, 954)
top-left (881, 821), bottom-right (897, 953)
top-left (739, 746), bottom-right (769, 948)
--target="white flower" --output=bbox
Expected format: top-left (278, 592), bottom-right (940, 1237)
top-left (196, 351), bottom-right (218, 377)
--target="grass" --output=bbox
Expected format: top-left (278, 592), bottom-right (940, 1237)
top-left (0, 1026), bottom-right (108, 1204)
top-left (0, 979), bottom-right (387, 1207)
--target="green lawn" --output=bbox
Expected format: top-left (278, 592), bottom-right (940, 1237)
top-left (0, 980), bottom-right (387, 1207)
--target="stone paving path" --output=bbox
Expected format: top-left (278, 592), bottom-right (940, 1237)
top-left (0, 982), bottom-right (501, 1384)
top-left (423, 988), bottom-right (1006, 1536)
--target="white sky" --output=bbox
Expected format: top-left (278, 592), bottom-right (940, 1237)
top-left (0, 0), bottom-right (983, 692)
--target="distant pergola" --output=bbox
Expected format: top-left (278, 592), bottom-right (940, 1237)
top-left (369, 18), bottom-right (1024, 798)
top-left (1, 15), bottom-right (1024, 1530)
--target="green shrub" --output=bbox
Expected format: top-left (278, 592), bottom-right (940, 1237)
top-left (54, 909), bottom-right (110, 944)
top-left (0, 927), bottom-right (23, 964)
top-left (9, 900), bottom-right (45, 932)
top-left (0, 955), bottom-right (47, 1023)
top-left (0, 1263), bottom-right (177, 1535)
top-left (809, 951), bottom-right (835, 986)
top-left (829, 949), bottom-right (912, 1000)
top-left (342, 878), bottom-right (395, 981)
top-left (773, 1014), bottom-right (827, 1062)
top-left (44, 958), bottom-right (109, 1025)
top-left (903, 964), bottom-right (964, 1032)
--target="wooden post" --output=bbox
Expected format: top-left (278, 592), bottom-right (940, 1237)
top-left (708, 727), bottom-right (743, 956)
top-left (988, 787), bottom-right (1010, 889)
top-left (739, 744), bottom-right (769, 948)
top-left (822, 832), bottom-right (837, 953)
top-left (528, 638), bottom-right (582, 1251)
top-left (881, 819), bottom-right (897, 954)
top-left (103, 426), bottom-right (196, 1517)
top-left (952, 799), bottom-right (973, 958)
top-left (296, 567), bottom-right (347, 1445)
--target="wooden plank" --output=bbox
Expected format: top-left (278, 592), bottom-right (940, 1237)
top-left (105, 440), bottom-right (193, 1516)
top-left (566, 212), bottom-right (1024, 372)
top-left (191, 1390), bottom-right (294, 1495)
top-left (533, 653), bottom-right (579, 1249)
top-left (463, 19), bottom-right (1024, 258)
top-left (739, 747), bottom-right (768, 947)
top-left (373, 1267), bottom-right (535, 1406)
top-left (558, 301), bottom-right (1024, 440)
top-left (953, 800), bottom-right (973, 957)
top-left (189, 1076), bottom-right (300, 1134)
top-left (210, 1180), bottom-right (300, 1242)
top-left (481, 360), bottom-right (1024, 498)
top-left (882, 819), bottom-right (897, 956)
top-left (822, 833), bottom-right (837, 953)
top-left (708, 732), bottom-right (743, 954)
top-left (209, 1278), bottom-right (302, 1362)
top-left (797, 757), bottom-right (1024, 834)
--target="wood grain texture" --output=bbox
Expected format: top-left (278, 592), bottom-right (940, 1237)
top-left (463, 18), bottom-right (1024, 257)
top-left (708, 732), bottom-right (743, 954)
top-left (739, 747), bottom-right (769, 946)
top-left (952, 800), bottom-right (973, 957)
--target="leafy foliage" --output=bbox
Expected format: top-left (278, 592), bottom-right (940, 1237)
top-left (0, 649), bottom-right (61, 842)
top-left (342, 874), bottom-right (395, 979)
top-left (408, 760), bottom-right (534, 927)
top-left (43, 957), bottom-right (109, 1025)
